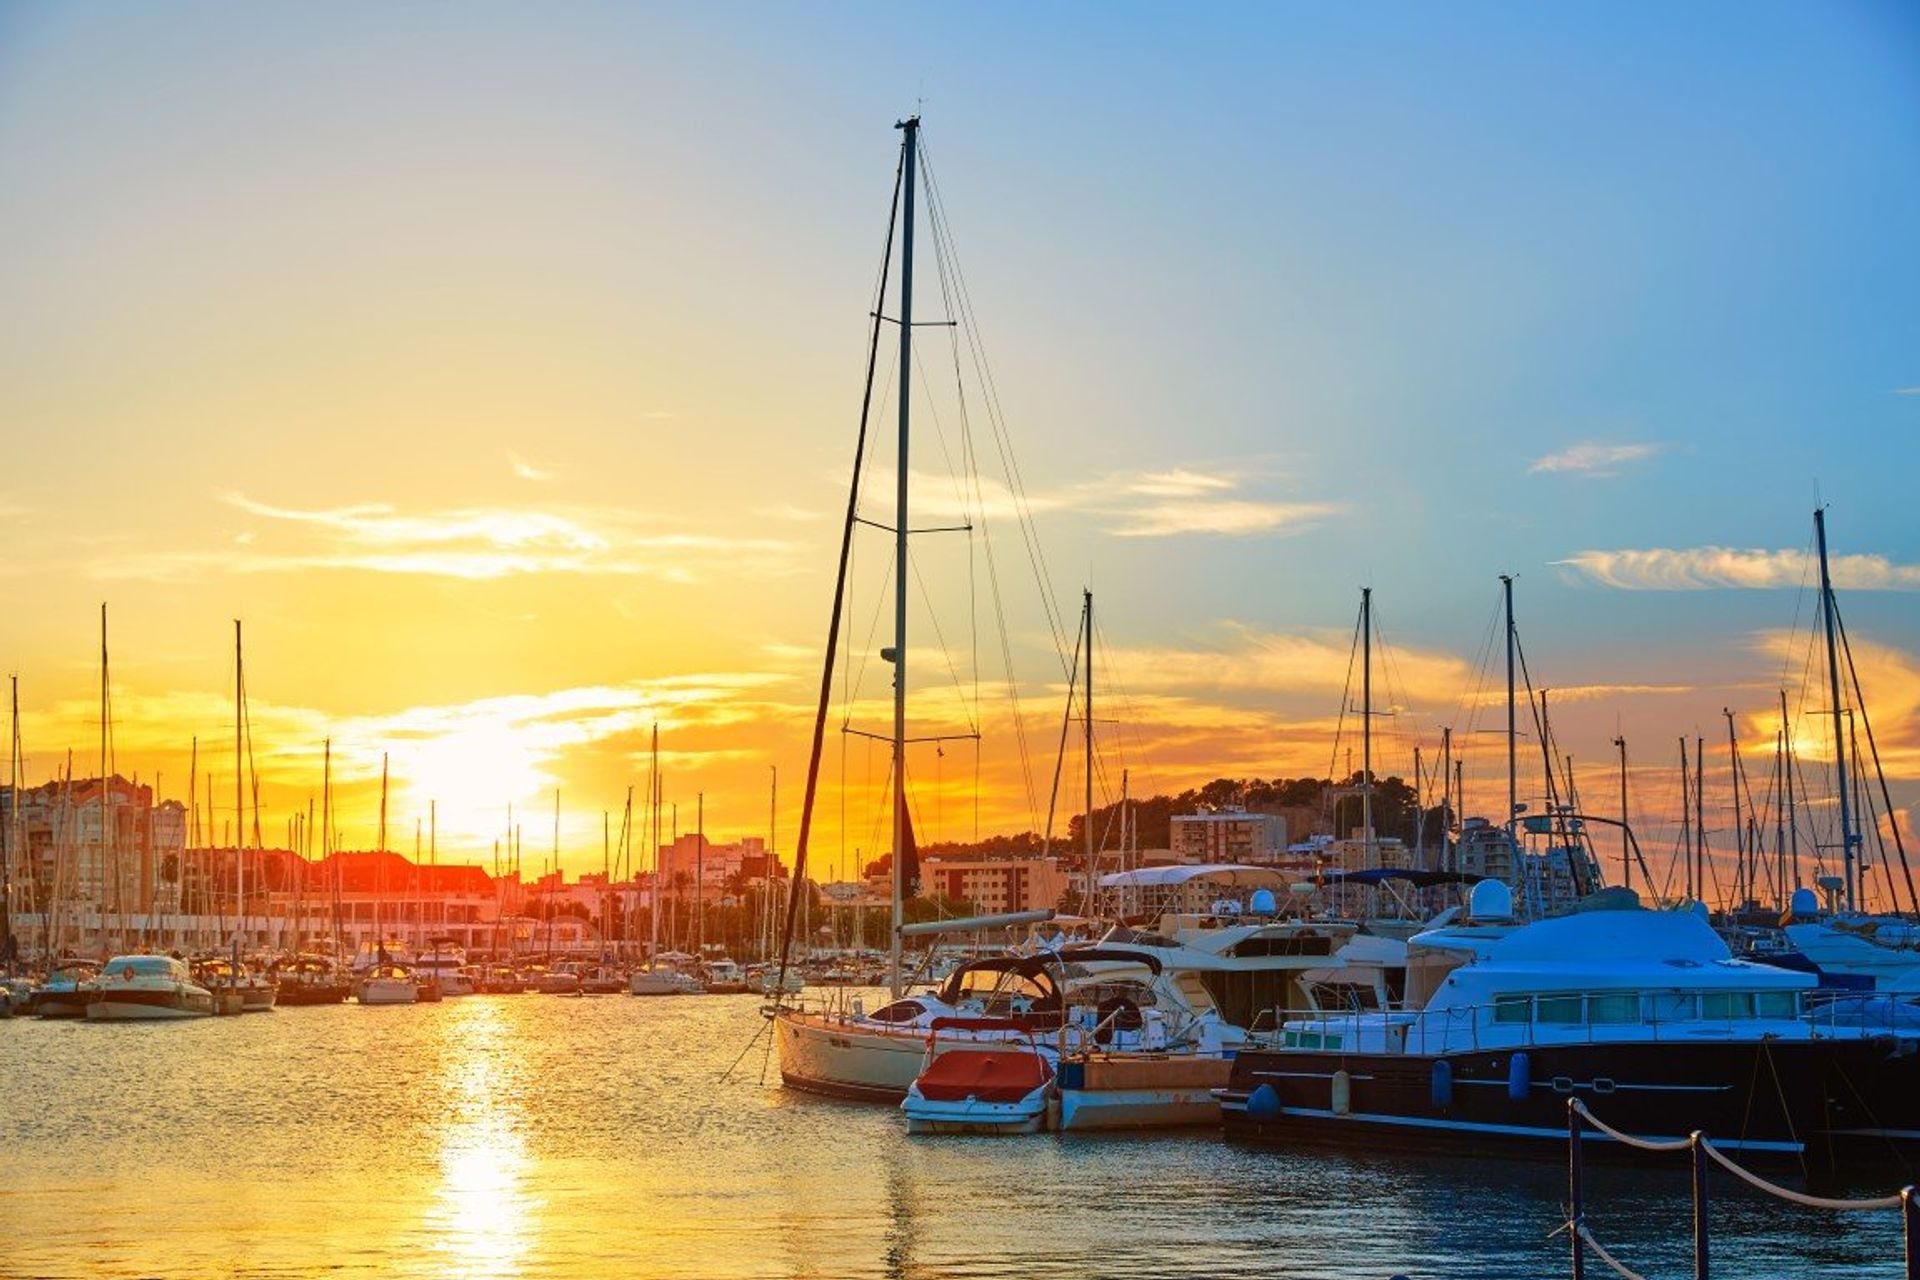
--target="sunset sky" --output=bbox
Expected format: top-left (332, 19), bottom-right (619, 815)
top-left (2, 5), bottom-right (1916, 897)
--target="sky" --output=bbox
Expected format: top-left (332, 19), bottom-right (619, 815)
top-left (1, 3), bottom-right (1916, 899)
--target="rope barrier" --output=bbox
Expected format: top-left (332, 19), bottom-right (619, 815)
top-left (1569, 1099), bottom-right (1692, 1152)
top-left (1699, 1139), bottom-right (1905, 1211)
top-left (1575, 1223), bottom-right (1653, 1280)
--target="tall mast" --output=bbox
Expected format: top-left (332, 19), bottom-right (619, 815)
top-left (1815, 507), bottom-right (1857, 912)
top-left (1781, 690), bottom-right (1800, 892)
top-left (702, 790), bottom-right (710, 959)
top-left (1679, 738), bottom-right (1693, 901)
top-left (887, 115), bottom-right (918, 1000)
top-left (1613, 734), bottom-right (1630, 892)
top-left (1501, 575), bottom-right (1517, 834)
top-left (102, 603), bottom-right (113, 952)
top-left (1084, 587), bottom-right (1094, 876)
top-left (233, 618), bottom-right (243, 948)
top-left (649, 724), bottom-right (660, 967)
top-left (1440, 725), bottom-right (1453, 873)
top-left (1724, 709), bottom-right (1742, 903)
top-left (1361, 587), bottom-right (1373, 863)
top-left (3, 675), bottom-right (15, 967)
top-left (1695, 735), bottom-right (1707, 909)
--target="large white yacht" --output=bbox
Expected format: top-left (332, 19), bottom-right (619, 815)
top-left (1219, 882), bottom-right (1918, 1158)
top-left (88, 956), bottom-right (215, 1021)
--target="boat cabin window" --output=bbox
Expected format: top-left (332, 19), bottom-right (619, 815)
top-left (1646, 993), bottom-right (1696, 1021)
top-left (1493, 995), bottom-right (1531, 1024)
top-left (1754, 992), bottom-right (1799, 1018)
top-left (1534, 995), bottom-right (1583, 1025)
top-left (1701, 992), bottom-right (1754, 1020)
top-left (867, 1000), bottom-right (927, 1024)
top-left (1587, 993), bottom-right (1639, 1024)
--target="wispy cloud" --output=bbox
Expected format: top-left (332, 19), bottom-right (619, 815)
top-left (507, 451), bottom-right (557, 482)
top-left (903, 465), bottom-right (1339, 540)
top-left (1528, 441), bottom-right (1666, 477)
top-left (1895, 387), bottom-right (1920, 397)
top-left (1111, 499), bottom-right (1341, 538)
top-left (1556, 546), bottom-right (1920, 592)
top-left (89, 492), bottom-right (800, 583)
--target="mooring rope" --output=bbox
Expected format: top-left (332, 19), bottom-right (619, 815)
top-left (1569, 1099), bottom-right (1692, 1151)
top-left (1699, 1141), bottom-right (1905, 1211)
top-left (1575, 1223), bottom-right (1653, 1280)
top-left (1573, 1098), bottom-right (1907, 1209)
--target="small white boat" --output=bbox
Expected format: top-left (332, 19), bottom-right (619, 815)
top-left (87, 955), bottom-right (215, 1021)
top-left (902, 1020), bottom-right (1055, 1135)
top-left (416, 941), bottom-right (473, 996)
top-left (358, 962), bottom-right (420, 1006)
top-left (629, 966), bottom-right (703, 996)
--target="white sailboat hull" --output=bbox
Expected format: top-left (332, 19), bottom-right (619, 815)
top-left (359, 978), bottom-right (418, 1005)
top-left (774, 1009), bottom-right (1034, 1101)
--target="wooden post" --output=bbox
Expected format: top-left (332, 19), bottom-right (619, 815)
top-left (1903, 1186), bottom-right (1918, 1280)
top-left (1567, 1099), bottom-right (1586, 1280)
top-left (1691, 1131), bottom-right (1711, 1280)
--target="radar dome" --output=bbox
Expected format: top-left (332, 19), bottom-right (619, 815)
top-left (1249, 888), bottom-right (1278, 915)
top-left (1468, 878), bottom-right (1514, 922)
top-left (1789, 887), bottom-right (1820, 918)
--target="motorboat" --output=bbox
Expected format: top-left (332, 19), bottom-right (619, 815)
top-left (30, 961), bottom-right (100, 1018)
top-left (754, 964), bottom-right (805, 996)
top-left (415, 940), bottom-right (474, 996)
top-left (1782, 888), bottom-right (1920, 989)
top-left (87, 955), bottom-right (215, 1021)
top-left (194, 955), bottom-right (278, 1012)
top-left (527, 963), bottom-right (582, 995)
top-left (576, 963), bottom-right (626, 995)
top-left (701, 957), bottom-right (749, 994)
top-left (358, 961), bottom-right (420, 1006)
top-left (479, 964), bottom-right (526, 994)
top-left (1217, 882), bottom-right (1916, 1160)
top-left (902, 1020), bottom-right (1055, 1135)
top-left (272, 954), bottom-right (351, 1006)
top-left (775, 947), bottom-right (1214, 1102)
top-left (630, 965), bottom-right (703, 996)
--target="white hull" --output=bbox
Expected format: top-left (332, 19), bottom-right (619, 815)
top-left (1785, 922), bottom-right (1920, 986)
top-left (630, 971), bottom-right (703, 996)
top-left (774, 1010), bottom-right (1028, 1100)
top-left (1057, 1085), bottom-right (1220, 1131)
top-left (359, 979), bottom-right (418, 1005)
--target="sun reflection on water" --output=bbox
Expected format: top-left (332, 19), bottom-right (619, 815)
top-left (424, 998), bottom-right (535, 1279)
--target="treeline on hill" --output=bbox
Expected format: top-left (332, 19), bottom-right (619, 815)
top-left (917, 773), bottom-right (1456, 866)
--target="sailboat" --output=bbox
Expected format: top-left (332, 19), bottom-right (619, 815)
top-left (771, 119), bottom-right (1080, 1098)
top-left (1776, 507), bottom-right (1920, 987)
top-left (632, 726), bottom-right (701, 995)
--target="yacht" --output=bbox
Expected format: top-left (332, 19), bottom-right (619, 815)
top-left (272, 954), bottom-right (352, 1006)
top-left (775, 947), bottom-right (1225, 1102)
top-left (576, 962), bottom-right (626, 995)
top-left (415, 940), bottom-right (474, 996)
top-left (194, 955), bottom-right (278, 1012)
top-left (630, 964), bottom-right (703, 996)
top-left (701, 957), bottom-right (749, 994)
top-left (1781, 888), bottom-right (1920, 988)
top-left (1218, 882), bottom-right (1914, 1159)
top-left (358, 961), bottom-right (420, 1005)
top-left (87, 955), bottom-right (215, 1021)
top-left (30, 960), bottom-right (100, 1018)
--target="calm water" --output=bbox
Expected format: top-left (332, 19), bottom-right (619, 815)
top-left (0, 994), bottom-right (1909, 1279)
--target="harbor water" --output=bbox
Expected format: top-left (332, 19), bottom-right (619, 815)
top-left (0, 994), bottom-right (1908, 1279)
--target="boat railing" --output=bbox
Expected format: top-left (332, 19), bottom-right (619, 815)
top-left (1564, 1096), bottom-right (1920, 1280)
top-left (1256, 992), bottom-right (1901, 1056)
